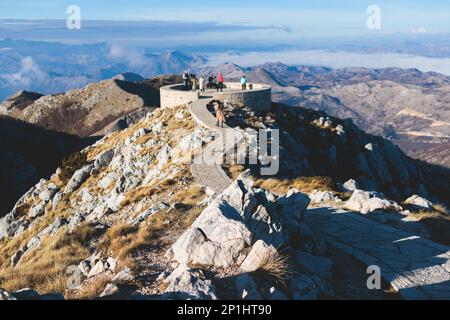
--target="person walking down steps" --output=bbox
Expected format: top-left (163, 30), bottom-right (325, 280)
top-left (217, 72), bottom-right (224, 92)
top-left (214, 100), bottom-right (225, 128)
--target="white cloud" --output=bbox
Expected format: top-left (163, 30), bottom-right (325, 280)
top-left (0, 56), bottom-right (47, 88)
top-left (207, 50), bottom-right (450, 76)
top-left (411, 27), bottom-right (427, 34)
top-left (108, 45), bottom-right (152, 68)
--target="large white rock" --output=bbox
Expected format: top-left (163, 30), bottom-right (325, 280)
top-left (98, 172), bottom-right (118, 190)
top-left (28, 202), bottom-right (46, 218)
top-left (0, 288), bottom-right (16, 300)
top-left (94, 149), bottom-right (114, 170)
top-left (342, 179), bottom-right (359, 192)
top-left (38, 184), bottom-right (59, 202)
top-left (64, 164), bottom-right (94, 194)
top-left (404, 195), bottom-right (434, 211)
top-left (162, 264), bottom-right (217, 300)
top-left (344, 190), bottom-right (402, 214)
top-left (167, 172), bottom-right (309, 268)
top-left (309, 190), bottom-right (335, 203)
top-left (240, 240), bottom-right (276, 273)
top-left (0, 213), bottom-right (19, 239)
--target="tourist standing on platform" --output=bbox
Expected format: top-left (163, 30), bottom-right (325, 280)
top-left (240, 74), bottom-right (247, 90)
top-left (217, 72), bottom-right (224, 92)
top-left (199, 75), bottom-right (205, 93)
top-left (191, 74), bottom-right (198, 91)
top-left (183, 71), bottom-right (189, 89)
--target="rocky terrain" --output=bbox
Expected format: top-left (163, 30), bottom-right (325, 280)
top-left (0, 75), bottom-right (183, 215)
top-left (203, 63), bottom-right (450, 168)
top-left (0, 74), bottom-right (183, 138)
top-left (0, 94), bottom-right (449, 300)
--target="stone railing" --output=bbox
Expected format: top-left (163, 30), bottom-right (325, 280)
top-left (160, 82), bottom-right (272, 111)
top-left (213, 83), bottom-right (272, 111)
top-left (160, 84), bottom-right (199, 108)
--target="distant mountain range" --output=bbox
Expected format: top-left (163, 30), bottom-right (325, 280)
top-left (0, 39), bottom-right (205, 101)
top-left (203, 62), bottom-right (450, 169)
top-left (1, 39), bottom-right (449, 168)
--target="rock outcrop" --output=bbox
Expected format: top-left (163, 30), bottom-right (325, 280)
top-left (167, 172), bottom-right (310, 268)
top-left (344, 190), bottom-right (403, 214)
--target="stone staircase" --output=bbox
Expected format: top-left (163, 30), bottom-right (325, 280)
top-left (188, 98), bottom-right (243, 194)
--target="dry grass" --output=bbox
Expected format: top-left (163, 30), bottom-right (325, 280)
top-left (409, 210), bottom-right (450, 245)
top-left (433, 203), bottom-right (449, 215)
top-left (258, 249), bottom-right (291, 284)
top-left (0, 225), bottom-right (95, 295)
top-left (223, 164), bottom-right (246, 181)
top-left (98, 223), bottom-right (139, 261)
top-left (98, 205), bottom-right (203, 263)
top-left (0, 195), bottom-right (73, 269)
top-left (66, 274), bottom-right (112, 300)
top-left (172, 185), bottom-right (206, 206)
top-left (255, 176), bottom-right (335, 195)
top-left (121, 184), bottom-right (158, 207)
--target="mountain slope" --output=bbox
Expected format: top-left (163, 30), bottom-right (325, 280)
top-left (0, 79), bottom-right (448, 300)
top-left (0, 75), bottom-right (183, 138)
top-left (215, 63), bottom-right (450, 168)
top-left (0, 116), bottom-right (94, 214)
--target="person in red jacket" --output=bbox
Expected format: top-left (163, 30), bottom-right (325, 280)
top-left (217, 72), bottom-right (224, 92)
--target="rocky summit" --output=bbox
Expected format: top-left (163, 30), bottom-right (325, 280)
top-left (0, 76), bottom-right (450, 301)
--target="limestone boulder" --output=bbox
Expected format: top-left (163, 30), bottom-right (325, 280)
top-left (344, 190), bottom-right (402, 214)
top-left (0, 288), bottom-right (16, 300)
top-left (64, 164), bottom-right (94, 194)
top-left (404, 195), bottom-right (434, 211)
top-left (309, 190), bottom-right (336, 203)
top-left (162, 264), bottom-right (217, 300)
top-left (168, 172), bottom-right (310, 269)
top-left (93, 149), bottom-right (114, 170)
top-left (240, 240), bottom-right (276, 273)
top-left (342, 179), bottom-right (359, 192)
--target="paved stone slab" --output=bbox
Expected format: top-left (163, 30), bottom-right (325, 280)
top-left (189, 98), bottom-right (243, 195)
top-left (305, 207), bottom-right (450, 300)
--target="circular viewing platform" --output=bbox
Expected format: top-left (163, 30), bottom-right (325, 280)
top-left (160, 82), bottom-right (272, 111)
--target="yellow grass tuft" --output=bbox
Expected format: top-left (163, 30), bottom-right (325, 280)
top-left (0, 225), bottom-right (95, 295)
top-left (255, 176), bottom-right (335, 195)
top-left (258, 249), bottom-right (291, 284)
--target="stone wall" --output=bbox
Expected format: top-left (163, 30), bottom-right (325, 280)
top-left (160, 83), bottom-right (272, 111)
top-left (213, 83), bottom-right (272, 111)
top-left (160, 84), bottom-right (199, 108)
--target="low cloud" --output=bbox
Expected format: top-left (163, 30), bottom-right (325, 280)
top-left (207, 50), bottom-right (450, 76)
top-left (0, 56), bottom-right (47, 88)
top-left (108, 45), bottom-right (152, 68)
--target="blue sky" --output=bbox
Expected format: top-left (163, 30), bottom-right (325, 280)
top-left (0, 0), bottom-right (449, 36)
